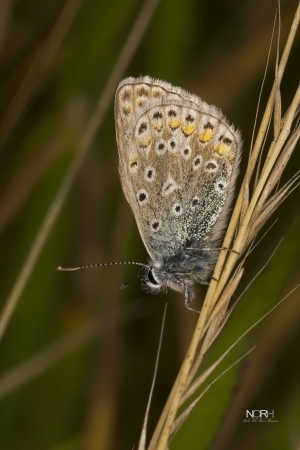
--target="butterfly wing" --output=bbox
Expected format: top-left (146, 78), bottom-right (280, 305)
top-left (115, 76), bottom-right (242, 263)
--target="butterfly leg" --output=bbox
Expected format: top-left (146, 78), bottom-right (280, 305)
top-left (184, 284), bottom-right (200, 313)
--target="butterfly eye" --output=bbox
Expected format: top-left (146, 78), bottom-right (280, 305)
top-left (145, 269), bottom-right (162, 292)
top-left (148, 269), bottom-right (160, 285)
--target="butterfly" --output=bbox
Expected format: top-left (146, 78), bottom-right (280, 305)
top-left (115, 76), bottom-right (242, 309)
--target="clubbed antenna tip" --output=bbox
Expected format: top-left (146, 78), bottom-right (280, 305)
top-left (56, 265), bottom-right (81, 272)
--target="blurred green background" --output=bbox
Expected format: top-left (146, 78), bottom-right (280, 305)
top-left (0, 1), bottom-right (299, 449)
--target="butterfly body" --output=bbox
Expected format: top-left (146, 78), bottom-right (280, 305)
top-left (115, 76), bottom-right (242, 307)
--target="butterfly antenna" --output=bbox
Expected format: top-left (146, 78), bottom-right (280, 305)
top-left (56, 261), bottom-right (150, 272)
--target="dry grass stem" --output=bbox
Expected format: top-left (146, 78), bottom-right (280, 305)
top-left (149, 4), bottom-right (299, 449)
top-left (171, 346), bottom-right (256, 439)
top-left (252, 8), bottom-right (277, 191)
top-left (273, 1), bottom-right (282, 140)
top-left (181, 280), bottom-right (300, 421)
top-left (254, 129), bottom-right (300, 215)
top-left (181, 247), bottom-right (294, 407)
top-left (249, 172), bottom-right (300, 244)
top-left (186, 268), bottom-right (244, 387)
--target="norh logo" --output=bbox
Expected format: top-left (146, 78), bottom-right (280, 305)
top-left (243, 409), bottom-right (278, 423)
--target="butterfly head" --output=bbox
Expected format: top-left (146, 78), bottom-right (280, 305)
top-left (143, 260), bottom-right (192, 297)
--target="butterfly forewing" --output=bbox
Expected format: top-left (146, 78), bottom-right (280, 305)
top-left (115, 76), bottom-right (241, 264)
